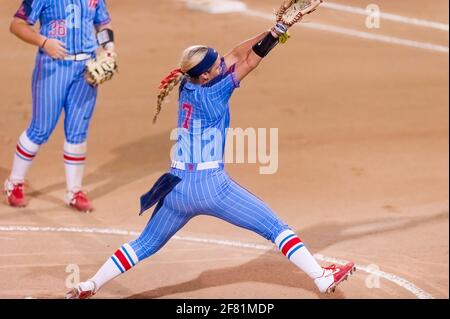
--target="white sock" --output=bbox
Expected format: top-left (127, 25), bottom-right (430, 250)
top-left (89, 243), bottom-right (139, 292)
top-left (9, 131), bottom-right (40, 182)
top-left (275, 229), bottom-right (324, 279)
top-left (64, 140), bottom-right (86, 192)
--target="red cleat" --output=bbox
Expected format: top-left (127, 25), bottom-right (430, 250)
top-left (4, 179), bottom-right (27, 207)
top-left (65, 280), bottom-right (96, 299)
top-left (65, 190), bottom-right (94, 213)
top-left (314, 262), bottom-right (356, 293)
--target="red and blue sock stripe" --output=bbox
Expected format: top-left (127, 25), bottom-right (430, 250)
top-left (63, 151), bottom-right (86, 166)
top-left (277, 231), bottom-right (305, 260)
top-left (111, 245), bottom-right (136, 273)
top-left (16, 142), bottom-right (37, 162)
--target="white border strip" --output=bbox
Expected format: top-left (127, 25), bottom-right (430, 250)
top-left (243, 9), bottom-right (449, 54)
top-left (0, 225), bottom-right (434, 299)
top-left (323, 2), bottom-right (449, 32)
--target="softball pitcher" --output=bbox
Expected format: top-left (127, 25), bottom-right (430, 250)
top-left (66, 3), bottom-right (355, 298)
top-left (4, 0), bottom-right (117, 212)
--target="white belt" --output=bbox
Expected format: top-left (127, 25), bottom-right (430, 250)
top-left (64, 53), bottom-right (92, 61)
top-left (171, 160), bottom-right (221, 171)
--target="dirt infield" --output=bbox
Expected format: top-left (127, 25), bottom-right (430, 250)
top-left (0, 0), bottom-right (448, 299)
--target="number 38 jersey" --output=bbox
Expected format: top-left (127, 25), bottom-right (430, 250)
top-left (174, 58), bottom-right (240, 164)
top-left (14, 0), bottom-right (111, 55)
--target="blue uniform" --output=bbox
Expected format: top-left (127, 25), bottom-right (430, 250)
top-left (14, 0), bottom-right (111, 144)
top-left (172, 59), bottom-right (235, 164)
top-left (129, 59), bottom-right (289, 262)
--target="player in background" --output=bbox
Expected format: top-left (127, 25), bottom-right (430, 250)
top-left (4, 0), bottom-right (116, 212)
top-left (66, 20), bottom-right (355, 298)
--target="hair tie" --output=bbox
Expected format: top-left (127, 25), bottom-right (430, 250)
top-left (159, 68), bottom-right (183, 89)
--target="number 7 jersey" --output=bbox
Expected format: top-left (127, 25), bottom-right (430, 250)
top-left (14, 0), bottom-right (111, 55)
top-left (174, 58), bottom-right (240, 164)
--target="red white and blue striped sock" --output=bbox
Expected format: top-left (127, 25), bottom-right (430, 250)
top-left (64, 141), bottom-right (86, 192)
top-left (89, 243), bottom-right (139, 292)
top-left (10, 131), bottom-right (40, 182)
top-left (275, 229), bottom-right (324, 279)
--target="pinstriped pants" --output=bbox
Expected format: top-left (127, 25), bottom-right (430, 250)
top-left (26, 53), bottom-right (98, 145)
top-left (129, 168), bottom-right (289, 261)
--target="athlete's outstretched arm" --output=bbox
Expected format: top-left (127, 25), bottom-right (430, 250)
top-left (234, 30), bottom-right (281, 82)
top-left (223, 32), bottom-right (267, 68)
top-left (9, 18), bottom-right (67, 59)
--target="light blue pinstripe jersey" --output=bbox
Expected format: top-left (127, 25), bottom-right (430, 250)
top-left (13, 1), bottom-right (112, 145)
top-left (15, 0), bottom-right (111, 54)
top-left (127, 60), bottom-right (291, 262)
top-left (174, 58), bottom-right (240, 163)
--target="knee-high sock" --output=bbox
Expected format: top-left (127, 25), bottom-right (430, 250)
top-left (64, 140), bottom-right (86, 192)
top-left (9, 131), bottom-right (40, 182)
top-left (275, 229), bottom-right (324, 279)
top-left (89, 243), bottom-right (139, 292)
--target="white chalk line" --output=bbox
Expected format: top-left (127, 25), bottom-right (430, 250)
top-left (243, 9), bottom-right (449, 54)
top-left (182, 0), bottom-right (448, 53)
top-left (184, 0), bottom-right (449, 31)
top-left (0, 225), bottom-right (434, 299)
top-left (322, 2), bottom-right (449, 32)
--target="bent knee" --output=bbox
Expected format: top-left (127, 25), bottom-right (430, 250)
top-left (65, 132), bottom-right (88, 145)
top-left (129, 237), bottom-right (165, 261)
top-left (266, 219), bottom-right (290, 243)
top-left (26, 127), bottom-right (52, 145)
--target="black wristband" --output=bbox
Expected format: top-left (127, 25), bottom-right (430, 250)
top-left (252, 32), bottom-right (279, 58)
top-left (97, 28), bottom-right (114, 47)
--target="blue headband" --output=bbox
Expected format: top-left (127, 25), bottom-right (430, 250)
top-left (186, 48), bottom-right (218, 78)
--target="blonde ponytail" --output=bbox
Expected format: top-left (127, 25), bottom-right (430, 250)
top-left (153, 71), bottom-right (184, 124)
top-left (153, 45), bottom-right (209, 124)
